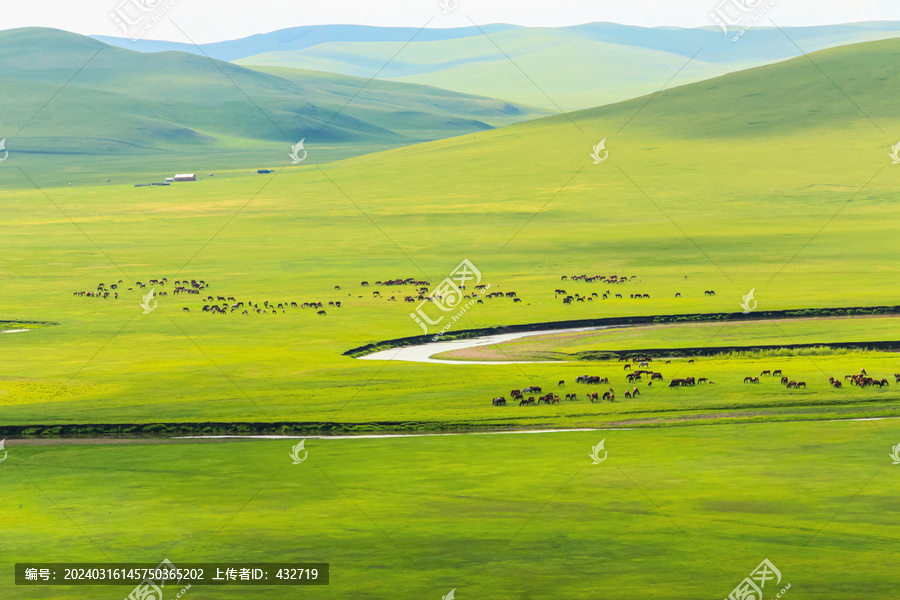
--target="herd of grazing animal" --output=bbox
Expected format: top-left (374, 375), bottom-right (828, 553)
top-left (75, 278), bottom-right (190, 300)
top-left (199, 297), bottom-right (335, 316)
top-left (73, 278), bottom-right (339, 316)
top-left (358, 278), bottom-right (523, 306)
top-left (492, 362), bottom-right (895, 405)
top-left (744, 367), bottom-right (893, 390)
top-left (493, 376), bottom-right (646, 406)
top-left (555, 275), bottom-right (718, 304)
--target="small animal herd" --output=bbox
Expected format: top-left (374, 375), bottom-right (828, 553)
top-left (73, 279), bottom-right (176, 299)
top-left (553, 274), bottom-right (717, 304)
top-left (491, 364), bottom-right (897, 406)
top-left (193, 297), bottom-right (334, 316)
top-left (492, 377), bottom-right (646, 406)
top-left (743, 368), bottom-right (895, 389)
top-left (360, 279), bottom-right (521, 305)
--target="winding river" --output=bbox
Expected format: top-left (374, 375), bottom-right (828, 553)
top-left (358, 325), bottom-right (608, 364)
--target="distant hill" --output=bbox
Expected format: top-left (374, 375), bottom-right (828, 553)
top-left (92, 24), bottom-right (521, 61)
top-left (94, 21), bottom-right (900, 111)
top-left (0, 28), bottom-right (547, 171)
top-left (231, 21), bottom-right (900, 111)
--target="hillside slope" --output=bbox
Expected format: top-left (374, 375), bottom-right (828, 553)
top-left (0, 28), bottom-right (547, 168)
top-left (234, 21), bottom-right (900, 111)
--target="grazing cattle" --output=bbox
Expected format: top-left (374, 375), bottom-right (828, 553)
top-left (361, 281), bottom-right (369, 286)
top-left (558, 380), bottom-right (565, 387)
top-left (698, 378), bottom-right (708, 384)
top-left (761, 370), bottom-right (772, 376)
top-left (182, 308), bottom-right (190, 312)
top-left (773, 370), bottom-right (782, 376)
top-left (632, 387), bottom-right (640, 396)
top-left (317, 310), bottom-right (326, 316)
top-left (588, 392), bottom-right (599, 402)
top-left (651, 373), bottom-right (664, 381)
top-left (704, 290), bottom-right (716, 296)
top-left (786, 380), bottom-right (797, 388)
top-left (513, 298), bottom-right (522, 303)
top-left (511, 389), bottom-right (522, 398)
top-left (492, 397), bottom-right (506, 406)
top-left (675, 292), bottom-right (681, 298)
top-left (796, 381), bottom-right (807, 388)
top-left (781, 376), bottom-right (789, 385)
top-left (550, 395), bottom-right (560, 405)
top-left (639, 361), bottom-right (649, 368)
top-left (624, 391), bottom-right (632, 399)
top-left (743, 376), bottom-right (760, 384)
top-left (615, 294), bottom-right (622, 298)
top-left (623, 364), bottom-right (632, 371)
top-left (523, 386), bottom-right (542, 394)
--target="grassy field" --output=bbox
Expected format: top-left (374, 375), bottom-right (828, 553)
top-left (2, 420), bottom-right (899, 599)
top-left (2, 29), bottom-right (900, 600)
top-left (3, 39), bottom-right (900, 428)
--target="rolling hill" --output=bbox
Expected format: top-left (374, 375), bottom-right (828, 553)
top-left (0, 28), bottom-right (547, 173)
top-left (232, 21), bottom-right (900, 111)
top-left (93, 23), bottom-right (521, 60)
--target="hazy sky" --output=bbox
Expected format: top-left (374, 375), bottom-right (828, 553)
top-left (2, 0), bottom-right (899, 43)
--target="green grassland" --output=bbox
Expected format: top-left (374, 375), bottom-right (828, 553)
top-left (1, 37), bottom-right (900, 430)
top-left (2, 28), bottom-right (900, 600)
top-left (2, 421), bottom-right (899, 599)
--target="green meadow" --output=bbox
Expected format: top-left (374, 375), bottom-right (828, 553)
top-left (2, 28), bottom-right (900, 600)
top-left (2, 421), bottom-right (899, 599)
top-left (2, 38), bottom-right (900, 429)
